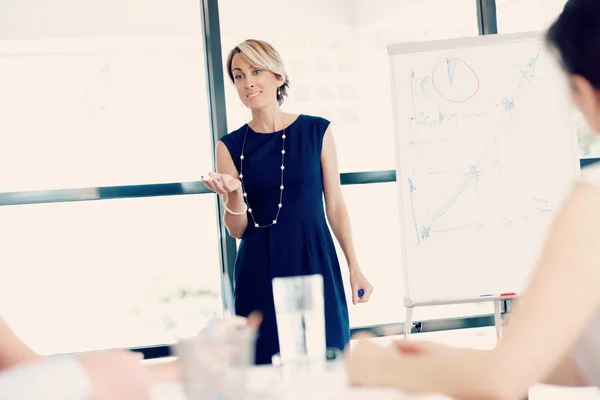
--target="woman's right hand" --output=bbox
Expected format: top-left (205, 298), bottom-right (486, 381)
top-left (201, 171), bottom-right (241, 195)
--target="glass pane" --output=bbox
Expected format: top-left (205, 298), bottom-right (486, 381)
top-left (0, 195), bottom-right (222, 355)
top-left (497, 0), bottom-right (568, 34)
top-left (0, 37), bottom-right (213, 192)
top-left (576, 110), bottom-right (600, 158)
top-left (218, 0), bottom-right (479, 172)
top-left (336, 182), bottom-right (493, 328)
top-left (497, 0), bottom-right (600, 158)
top-left (0, 0), bottom-right (204, 39)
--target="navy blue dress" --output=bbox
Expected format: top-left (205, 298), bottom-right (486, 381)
top-left (220, 114), bottom-right (350, 365)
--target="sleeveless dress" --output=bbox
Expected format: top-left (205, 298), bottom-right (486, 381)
top-left (571, 162), bottom-right (600, 386)
top-left (220, 114), bottom-right (351, 365)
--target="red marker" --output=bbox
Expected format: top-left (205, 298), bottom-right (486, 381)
top-left (501, 292), bottom-right (516, 297)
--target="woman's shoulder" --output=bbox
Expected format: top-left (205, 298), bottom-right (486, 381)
top-left (295, 114), bottom-right (331, 139)
top-left (298, 113), bottom-right (331, 127)
top-left (220, 124), bottom-right (247, 145)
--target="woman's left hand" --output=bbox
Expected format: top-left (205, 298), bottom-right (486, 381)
top-left (350, 268), bottom-right (374, 305)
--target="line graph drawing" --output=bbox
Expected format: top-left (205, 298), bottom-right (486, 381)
top-left (413, 136), bottom-right (498, 241)
top-left (408, 178), bottom-right (420, 244)
top-left (404, 50), bottom-right (552, 245)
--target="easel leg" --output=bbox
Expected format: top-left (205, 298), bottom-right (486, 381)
top-left (493, 300), bottom-right (502, 341)
top-left (404, 307), bottom-right (414, 340)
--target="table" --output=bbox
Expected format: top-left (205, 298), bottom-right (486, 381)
top-left (150, 364), bottom-right (451, 400)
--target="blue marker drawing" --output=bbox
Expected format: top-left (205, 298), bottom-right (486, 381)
top-left (466, 165), bottom-right (482, 202)
top-left (499, 96), bottom-right (515, 111)
top-left (533, 198), bottom-right (552, 213)
top-left (463, 111), bottom-right (489, 117)
top-left (429, 222), bottom-right (483, 233)
top-left (416, 137), bottom-right (497, 238)
top-left (446, 57), bottom-right (457, 86)
top-left (409, 178), bottom-right (420, 244)
top-left (358, 289), bottom-right (364, 297)
top-left (409, 70), bottom-right (421, 161)
top-left (408, 178), bottom-right (416, 192)
top-left (439, 109), bottom-right (457, 125)
top-left (402, 53), bottom-right (548, 244)
top-left (516, 50), bottom-right (541, 87)
top-left (419, 76), bottom-right (433, 95)
top-left (414, 110), bottom-right (458, 129)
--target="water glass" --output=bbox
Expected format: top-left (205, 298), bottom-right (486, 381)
top-left (272, 274), bottom-right (326, 371)
top-left (173, 318), bottom-right (256, 400)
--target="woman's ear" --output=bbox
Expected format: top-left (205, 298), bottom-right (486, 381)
top-left (571, 75), bottom-right (600, 131)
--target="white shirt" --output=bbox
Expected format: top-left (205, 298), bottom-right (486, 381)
top-left (0, 355), bottom-right (91, 400)
top-left (571, 162), bottom-right (600, 387)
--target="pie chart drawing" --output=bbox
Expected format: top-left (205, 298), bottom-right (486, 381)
top-left (432, 57), bottom-right (480, 103)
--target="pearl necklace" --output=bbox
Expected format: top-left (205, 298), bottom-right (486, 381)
top-left (239, 123), bottom-right (286, 228)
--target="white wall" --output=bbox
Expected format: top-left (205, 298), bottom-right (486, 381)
top-left (0, 0), bottom-right (203, 39)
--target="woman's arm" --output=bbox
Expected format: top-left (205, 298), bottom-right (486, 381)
top-left (0, 317), bottom-right (41, 371)
top-left (483, 182), bottom-right (600, 398)
top-left (501, 303), bottom-right (586, 388)
top-left (542, 354), bottom-right (587, 387)
top-left (349, 183), bottom-right (600, 399)
top-left (216, 141), bottom-right (248, 239)
top-left (320, 127), bottom-right (359, 270)
top-left (320, 127), bottom-right (373, 302)
top-left (428, 183), bottom-right (600, 399)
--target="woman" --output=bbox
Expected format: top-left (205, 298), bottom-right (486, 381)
top-left (0, 316), bottom-right (152, 399)
top-left (201, 39), bottom-right (373, 365)
top-left (347, 0), bottom-right (600, 398)
top-left (0, 314), bottom-right (261, 399)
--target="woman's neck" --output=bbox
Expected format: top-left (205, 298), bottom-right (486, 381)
top-left (250, 106), bottom-right (286, 133)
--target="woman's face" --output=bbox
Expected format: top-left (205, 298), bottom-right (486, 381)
top-left (231, 53), bottom-right (283, 110)
top-left (569, 74), bottom-right (600, 132)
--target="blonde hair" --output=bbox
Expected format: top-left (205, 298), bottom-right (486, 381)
top-left (226, 39), bottom-right (290, 106)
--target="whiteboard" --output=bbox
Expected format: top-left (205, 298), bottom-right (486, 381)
top-left (388, 31), bottom-right (581, 306)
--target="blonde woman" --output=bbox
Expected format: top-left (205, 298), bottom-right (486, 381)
top-left (201, 39), bottom-right (373, 365)
top-left (347, 0), bottom-right (600, 398)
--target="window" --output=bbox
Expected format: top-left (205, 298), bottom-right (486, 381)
top-left (0, 195), bottom-right (222, 355)
top-left (0, 38), bottom-right (213, 192)
top-left (0, 0), bottom-right (221, 356)
top-left (496, 0), bottom-right (568, 34)
top-left (576, 110), bottom-right (600, 158)
top-left (218, 0), bottom-right (479, 173)
top-left (336, 183), bottom-right (493, 328)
